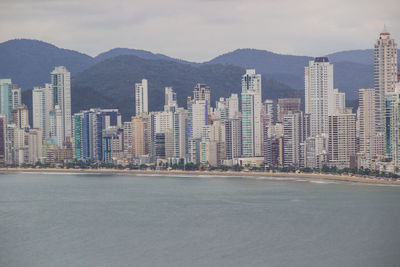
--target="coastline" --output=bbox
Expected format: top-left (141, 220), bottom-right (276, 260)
top-left (1, 167), bottom-right (400, 185)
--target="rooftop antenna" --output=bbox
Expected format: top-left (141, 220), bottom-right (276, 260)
top-left (383, 23), bottom-right (388, 33)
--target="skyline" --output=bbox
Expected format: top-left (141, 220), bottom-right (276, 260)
top-left (0, 0), bottom-right (399, 62)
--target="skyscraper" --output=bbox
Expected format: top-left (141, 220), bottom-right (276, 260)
top-left (172, 108), bottom-right (187, 160)
top-left (283, 111), bottom-right (305, 167)
top-left (374, 27), bottom-right (398, 151)
top-left (225, 117), bottom-right (242, 160)
top-left (359, 88), bottom-right (377, 160)
top-left (263, 99), bottom-right (274, 123)
top-left (241, 69), bottom-right (262, 157)
top-left (187, 97), bottom-right (208, 140)
top-left (391, 98), bottom-right (400, 167)
top-left (227, 94), bottom-right (239, 119)
top-left (11, 85), bottom-right (21, 110)
top-left (49, 105), bottom-right (64, 147)
top-left (11, 105), bottom-right (29, 129)
top-left (305, 57), bottom-right (334, 136)
top-left (0, 114), bottom-right (6, 165)
top-left (135, 79), bottom-right (148, 115)
top-left (51, 66), bottom-right (72, 143)
top-left (328, 112), bottom-right (356, 168)
top-left (0, 79), bottom-right (12, 118)
top-left (32, 83), bottom-right (53, 139)
top-left (333, 89), bottom-right (346, 114)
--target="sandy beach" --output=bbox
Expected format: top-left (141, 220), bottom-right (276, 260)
top-left (1, 167), bottom-right (400, 185)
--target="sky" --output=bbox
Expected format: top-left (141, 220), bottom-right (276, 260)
top-left (0, 0), bottom-right (399, 62)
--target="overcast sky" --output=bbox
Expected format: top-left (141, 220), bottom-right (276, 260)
top-left (1, 0), bottom-right (399, 62)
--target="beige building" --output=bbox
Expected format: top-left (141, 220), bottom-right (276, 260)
top-left (328, 112), bottom-right (356, 168)
top-left (11, 105), bottom-right (29, 128)
top-left (359, 88), bottom-right (381, 162)
top-left (132, 115), bottom-right (150, 158)
top-left (374, 27), bottom-right (398, 153)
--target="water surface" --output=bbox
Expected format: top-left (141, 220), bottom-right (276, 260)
top-left (1, 172), bottom-right (399, 266)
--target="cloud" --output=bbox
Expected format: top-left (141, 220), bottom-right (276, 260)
top-left (0, 0), bottom-right (399, 61)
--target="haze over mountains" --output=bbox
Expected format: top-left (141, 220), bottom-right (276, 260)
top-left (1, 39), bottom-right (399, 118)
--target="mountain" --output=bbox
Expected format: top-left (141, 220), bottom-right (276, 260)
top-left (71, 55), bottom-right (300, 120)
top-left (207, 49), bottom-right (312, 87)
top-left (1, 39), bottom-right (399, 104)
top-left (326, 49), bottom-right (400, 66)
top-left (326, 49), bottom-right (374, 65)
top-left (95, 48), bottom-right (194, 65)
top-left (0, 39), bottom-right (94, 89)
top-left (206, 48), bottom-right (385, 99)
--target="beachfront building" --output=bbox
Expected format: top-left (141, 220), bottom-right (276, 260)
top-left (328, 112), bottom-right (356, 168)
top-left (241, 69), bottom-right (262, 157)
top-left (32, 83), bottom-right (53, 140)
top-left (305, 57), bottom-right (335, 137)
top-left (51, 66), bottom-right (72, 144)
top-left (374, 27), bottom-right (398, 152)
top-left (0, 79), bottom-right (12, 118)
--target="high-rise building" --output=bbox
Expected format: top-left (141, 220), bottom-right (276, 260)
top-left (11, 105), bottom-right (29, 128)
top-left (0, 79), bottom-right (12, 118)
top-left (187, 98), bottom-right (208, 140)
top-left (193, 83), bottom-right (211, 103)
top-left (32, 84), bottom-right (53, 139)
top-left (132, 116), bottom-right (150, 157)
top-left (49, 105), bottom-right (64, 147)
top-left (73, 108), bottom-right (122, 161)
top-left (227, 94), bottom-right (239, 119)
top-left (283, 111), bottom-right (305, 167)
top-left (164, 87), bottom-right (177, 111)
top-left (328, 112), bottom-right (356, 168)
top-left (385, 92), bottom-right (399, 157)
top-left (150, 110), bottom-right (174, 159)
top-left (305, 57), bottom-right (335, 136)
top-left (215, 97), bottom-right (228, 121)
top-left (225, 117), bottom-right (242, 160)
top-left (102, 127), bottom-right (124, 163)
top-left (11, 85), bottom-right (21, 110)
top-left (302, 135), bottom-right (328, 169)
top-left (27, 129), bottom-right (42, 164)
top-left (172, 108), bottom-right (187, 160)
top-left (277, 98), bottom-right (301, 123)
top-left (135, 79), bottom-right (148, 115)
top-left (391, 98), bottom-right (400, 167)
top-left (263, 99), bottom-right (274, 122)
top-left (374, 27), bottom-right (398, 138)
top-left (51, 66), bottom-right (72, 143)
top-left (154, 133), bottom-right (166, 159)
top-left (123, 120), bottom-right (134, 161)
top-left (359, 88), bottom-right (377, 160)
top-left (241, 69), bottom-right (262, 157)
top-left (0, 114), bottom-right (6, 165)
top-left (333, 89), bottom-right (346, 113)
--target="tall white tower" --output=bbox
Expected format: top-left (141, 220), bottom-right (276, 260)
top-left (241, 69), bottom-right (262, 157)
top-left (135, 79), bottom-right (148, 115)
top-left (305, 57), bottom-right (334, 137)
top-left (32, 83), bottom-right (53, 140)
top-left (51, 66), bottom-right (71, 144)
top-left (374, 26), bottom-right (398, 155)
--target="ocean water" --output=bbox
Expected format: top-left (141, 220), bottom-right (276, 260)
top-left (0, 172), bottom-right (399, 267)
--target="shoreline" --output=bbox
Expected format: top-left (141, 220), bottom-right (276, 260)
top-left (2, 167), bottom-right (400, 185)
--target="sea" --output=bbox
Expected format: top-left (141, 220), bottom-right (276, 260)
top-left (1, 172), bottom-right (399, 267)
